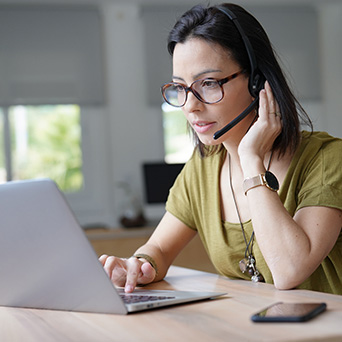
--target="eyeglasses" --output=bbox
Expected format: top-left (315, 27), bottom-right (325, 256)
top-left (161, 70), bottom-right (243, 108)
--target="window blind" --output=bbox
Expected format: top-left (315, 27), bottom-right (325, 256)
top-left (0, 6), bottom-right (105, 106)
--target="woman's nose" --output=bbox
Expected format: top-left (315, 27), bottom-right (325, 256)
top-left (183, 91), bottom-right (203, 113)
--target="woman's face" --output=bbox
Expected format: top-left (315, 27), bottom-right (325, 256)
top-left (172, 38), bottom-right (253, 146)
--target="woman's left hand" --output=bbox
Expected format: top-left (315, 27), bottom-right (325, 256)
top-left (238, 81), bottom-right (282, 164)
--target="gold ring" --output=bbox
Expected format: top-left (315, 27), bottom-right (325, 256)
top-left (275, 111), bottom-right (281, 118)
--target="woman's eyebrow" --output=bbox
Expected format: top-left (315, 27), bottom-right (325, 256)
top-left (172, 76), bottom-right (185, 82)
top-left (172, 69), bottom-right (222, 82)
top-left (194, 69), bottom-right (222, 78)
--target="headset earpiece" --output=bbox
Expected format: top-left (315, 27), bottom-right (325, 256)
top-left (249, 72), bottom-right (265, 98)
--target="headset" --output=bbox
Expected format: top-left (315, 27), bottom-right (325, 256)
top-left (213, 6), bottom-right (265, 140)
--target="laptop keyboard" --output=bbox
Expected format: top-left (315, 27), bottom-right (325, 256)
top-left (120, 294), bottom-right (175, 304)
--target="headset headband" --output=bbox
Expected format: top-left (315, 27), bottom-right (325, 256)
top-left (216, 6), bottom-right (264, 97)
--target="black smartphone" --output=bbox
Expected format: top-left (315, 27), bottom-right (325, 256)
top-left (251, 302), bottom-right (327, 322)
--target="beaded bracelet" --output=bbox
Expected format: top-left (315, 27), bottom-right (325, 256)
top-left (133, 253), bottom-right (158, 276)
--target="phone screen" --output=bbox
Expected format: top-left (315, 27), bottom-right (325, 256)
top-left (251, 302), bottom-right (327, 322)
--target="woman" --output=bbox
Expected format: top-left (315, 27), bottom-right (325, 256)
top-left (100, 3), bottom-right (342, 294)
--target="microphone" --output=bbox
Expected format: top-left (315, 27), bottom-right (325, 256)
top-left (213, 96), bottom-right (259, 140)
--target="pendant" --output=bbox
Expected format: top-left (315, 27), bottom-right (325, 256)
top-left (239, 256), bottom-right (255, 274)
top-left (239, 255), bottom-right (264, 282)
top-left (251, 274), bottom-right (260, 283)
top-left (239, 258), bottom-right (249, 273)
top-left (251, 271), bottom-right (264, 283)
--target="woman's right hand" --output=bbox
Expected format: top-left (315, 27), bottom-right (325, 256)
top-left (99, 255), bottom-right (156, 293)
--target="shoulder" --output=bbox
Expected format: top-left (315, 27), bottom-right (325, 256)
top-left (295, 131), bottom-right (341, 166)
top-left (182, 147), bottom-right (226, 176)
top-left (169, 147), bottom-right (225, 200)
top-left (301, 131), bottom-right (342, 151)
top-left (287, 131), bottom-right (342, 213)
top-left (298, 131), bottom-right (342, 185)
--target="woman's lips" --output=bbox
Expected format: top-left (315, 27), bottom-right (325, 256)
top-left (192, 121), bottom-right (216, 134)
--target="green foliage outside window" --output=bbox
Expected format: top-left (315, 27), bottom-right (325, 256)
top-left (9, 105), bottom-right (83, 192)
top-left (162, 104), bottom-right (193, 163)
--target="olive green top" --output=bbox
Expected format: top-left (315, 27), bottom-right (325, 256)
top-left (166, 131), bottom-right (342, 294)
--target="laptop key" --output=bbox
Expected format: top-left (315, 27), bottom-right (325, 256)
top-left (120, 294), bottom-right (175, 304)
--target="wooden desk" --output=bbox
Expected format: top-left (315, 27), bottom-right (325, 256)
top-left (1, 266), bottom-right (341, 342)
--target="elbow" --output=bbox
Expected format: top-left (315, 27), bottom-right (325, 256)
top-left (272, 270), bottom-right (304, 291)
top-left (273, 279), bottom-right (297, 291)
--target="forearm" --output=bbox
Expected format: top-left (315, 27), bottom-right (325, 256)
top-left (245, 188), bottom-right (312, 289)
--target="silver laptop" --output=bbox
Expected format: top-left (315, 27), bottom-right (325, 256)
top-left (0, 179), bottom-right (225, 314)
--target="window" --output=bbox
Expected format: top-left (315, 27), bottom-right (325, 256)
top-left (162, 103), bottom-right (193, 163)
top-left (0, 105), bottom-right (83, 192)
top-left (0, 6), bottom-right (110, 226)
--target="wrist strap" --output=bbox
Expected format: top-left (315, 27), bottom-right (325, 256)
top-left (132, 253), bottom-right (158, 276)
top-left (243, 174), bottom-right (265, 195)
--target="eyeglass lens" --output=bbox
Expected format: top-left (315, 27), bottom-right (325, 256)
top-left (163, 79), bottom-right (223, 107)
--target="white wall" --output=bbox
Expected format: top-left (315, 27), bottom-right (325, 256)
top-left (318, 2), bottom-right (342, 137)
top-left (101, 2), bottom-right (166, 225)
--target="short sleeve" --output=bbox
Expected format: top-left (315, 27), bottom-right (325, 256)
top-left (297, 138), bottom-right (342, 211)
top-left (165, 155), bottom-right (198, 230)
